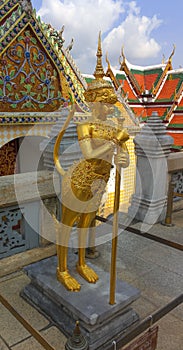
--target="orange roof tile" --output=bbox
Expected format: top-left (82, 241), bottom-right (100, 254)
top-left (117, 79), bottom-right (138, 100)
top-left (144, 73), bottom-right (159, 91)
top-left (168, 132), bottom-right (183, 146)
top-left (178, 96), bottom-right (183, 106)
top-left (157, 78), bottom-right (179, 100)
top-left (131, 106), bottom-right (145, 117)
top-left (146, 107), bottom-right (168, 118)
top-left (169, 115), bottom-right (183, 124)
top-left (133, 74), bottom-right (144, 90)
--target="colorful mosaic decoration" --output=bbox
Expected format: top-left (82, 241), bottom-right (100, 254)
top-left (0, 139), bottom-right (17, 175)
top-left (0, 0), bottom-right (88, 124)
top-left (0, 28), bottom-right (65, 111)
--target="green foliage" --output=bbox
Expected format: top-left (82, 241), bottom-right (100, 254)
top-left (33, 53), bottom-right (38, 61)
top-left (25, 30), bottom-right (31, 37)
top-left (40, 72), bottom-right (45, 80)
top-left (20, 76), bottom-right (25, 84)
top-left (10, 70), bottom-right (15, 78)
top-left (31, 37), bottom-right (37, 45)
top-left (39, 103), bottom-right (45, 109)
top-left (21, 101), bottom-right (36, 109)
top-left (50, 91), bottom-right (54, 98)
top-left (6, 84), bottom-right (12, 92)
top-left (20, 91), bottom-right (27, 96)
top-left (30, 92), bottom-right (37, 97)
top-left (68, 92), bottom-right (73, 103)
top-left (17, 50), bottom-right (22, 58)
top-left (10, 104), bottom-right (17, 109)
top-left (17, 36), bottom-right (24, 42)
top-left (43, 86), bottom-right (47, 93)
top-left (24, 84), bottom-right (32, 93)
top-left (31, 76), bottom-right (36, 84)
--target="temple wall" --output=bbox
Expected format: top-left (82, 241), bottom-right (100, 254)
top-left (0, 124), bottom-right (52, 148)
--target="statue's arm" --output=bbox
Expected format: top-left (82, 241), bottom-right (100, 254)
top-left (114, 143), bottom-right (130, 168)
top-left (114, 128), bottom-right (130, 168)
top-left (77, 123), bottom-right (115, 159)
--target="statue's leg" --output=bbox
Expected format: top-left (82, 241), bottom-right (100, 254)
top-left (57, 205), bottom-right (81, 291)
top-left (76, 212), bottom-right (99, 283)
top-left (86, 215), bottom-right (100, 258)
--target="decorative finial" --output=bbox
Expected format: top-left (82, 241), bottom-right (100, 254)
top-left (65, 321), bottom-right (89, 350)
top-left (119, 45), bottom-right (125, 68)
top-left (106, 52), bottom-right (110, 69)
top-left (162, 54), bottom-right (165, 64)
top-left (169, 44), bottom-right (176, 62)
top-left (94, 31), bottom-right (105, 80)
top-left (121, 45), bottom-right (125, 62)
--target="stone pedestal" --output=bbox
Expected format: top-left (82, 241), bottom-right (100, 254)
top-left (21, 255), bottom-right (140, 350)
top-left (128, 112), bottom-right (173, 224)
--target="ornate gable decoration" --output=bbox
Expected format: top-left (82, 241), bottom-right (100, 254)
top-left (0, 27), bottom-right (63, 112)
top-left (0, 0), bottom-right (88, 120)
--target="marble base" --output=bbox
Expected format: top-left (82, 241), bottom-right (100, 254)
top-left (128, 195), bottom-right (167, 224)
top-left (21, 255), bottom-right (140, 350)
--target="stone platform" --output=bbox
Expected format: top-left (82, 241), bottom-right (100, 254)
top-left (22, 255), bottom-right (140, 350)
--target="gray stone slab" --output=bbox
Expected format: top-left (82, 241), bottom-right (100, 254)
top-left (0, 303), bottom-right (30, 346)
top-left (22, 256), bottom-right (140, 350)
top-left (12, 326), bottom-right (67, 350)
top-left (0, 337), bottom-right (9, 350)
top-left (0, 273), bottom-right (49, 331)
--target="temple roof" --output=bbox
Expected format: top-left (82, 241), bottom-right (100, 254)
top-left (0, 0), bottom-right (88, 123)
top-left (104, 46), bottom-right (183, 147)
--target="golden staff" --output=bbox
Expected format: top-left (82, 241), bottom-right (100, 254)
top-left (109, 144), bottom-right (122, 305)
top-left (109, 123), bottom-right (128, 305)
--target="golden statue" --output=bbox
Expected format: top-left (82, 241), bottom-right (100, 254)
top-left (53, 32), bottom-right (129, 292)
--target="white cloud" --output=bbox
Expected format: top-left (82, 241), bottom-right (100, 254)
top-left (38, 0), bottom-right (162, 73)
top-left (103, 5), bottom-right (162, 68)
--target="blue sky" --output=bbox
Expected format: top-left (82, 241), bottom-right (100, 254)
top-left (31, 0), bottom-right (182, 73)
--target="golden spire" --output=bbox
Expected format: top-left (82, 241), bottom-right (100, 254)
top-left (84, 31), bottom-right (117, 104)
top-left (94, 31), bottom-right (105, 80)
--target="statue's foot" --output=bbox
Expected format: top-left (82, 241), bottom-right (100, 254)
top-left (76, 263), bottom-right (99, 283)
top-left (57, 268), bottom-right (81, 292)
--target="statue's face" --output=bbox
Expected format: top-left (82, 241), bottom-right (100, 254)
top-left (85, 86), bottom-right (118, 120)
top-left (95, 88), bottom-right (117, 104)
top-left (90, 101), bottom-right (115, 121)
top-left (84, 87), bottom-right (117, 104)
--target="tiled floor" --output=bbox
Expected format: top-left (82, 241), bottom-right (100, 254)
top-left (0, 213), bottom-right (183, 350)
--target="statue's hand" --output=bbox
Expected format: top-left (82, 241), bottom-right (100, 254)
top-left (114, 150), bottom-right (129, 168)
top-left (115, 128), bottom-right (129, 145)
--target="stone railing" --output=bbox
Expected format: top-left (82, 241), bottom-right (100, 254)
top-left (0, 170), bottom-right (59, 259)
top-left (128, 111), bottom-right (173, 225)
top-left (164, 151), bottom-right (183, 225)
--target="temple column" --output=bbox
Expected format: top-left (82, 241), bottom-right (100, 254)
top-left (128, 112), bottom-right (173, 224)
